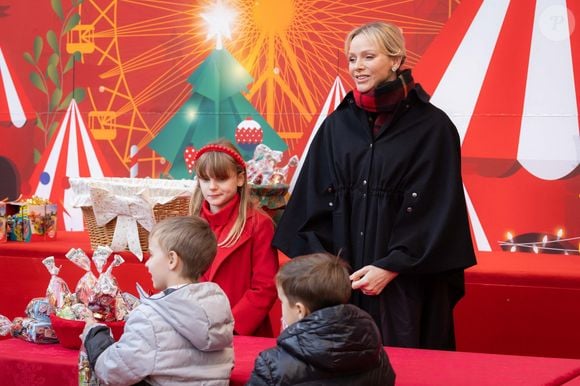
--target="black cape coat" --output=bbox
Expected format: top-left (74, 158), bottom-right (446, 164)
top-left (273, 83), bottom-right (477, 348)
top-left (246, 304), bottom-right (395, 386)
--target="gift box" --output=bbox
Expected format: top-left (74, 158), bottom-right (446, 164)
top-left (0, 202), bottom-right (6, 243)
top-left (5, 199), bottom-right (58, 242)
top-left (49, 314), bottom-right (125, 349)
top-left (69, 177), bottom-right (195, 260)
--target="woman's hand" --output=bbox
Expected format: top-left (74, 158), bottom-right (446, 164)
top-left (350, 265), bottom-right (398, 296)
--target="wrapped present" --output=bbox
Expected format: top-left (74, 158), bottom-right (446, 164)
top-left (0, 314), bottom-right (10, 336)
top-left (5, 197), bottom-right (57, 242)
top-left (0, 202), bottom-right (6, 243)
top-left (25, 298), bottom-right (53, 323)
top-left (69, 177), bottom-right (195, 260)
top-left (42, 256), bottom-right (72, 309)
top-left (10, 317), bottom-right (59, 344)
top-left (89, 254), bottom-right (125, 322)
top-left (66, 248), bottom-right (98, 305)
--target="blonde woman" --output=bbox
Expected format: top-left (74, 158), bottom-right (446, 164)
top-left (274, 22), bottom-right (476, 349)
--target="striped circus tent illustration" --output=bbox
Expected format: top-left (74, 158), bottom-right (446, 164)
top-left (413, 0), bottom-right (579, 252)
top-left (289, 76), bottom-right (346, 192)
top-left (29, 99), bottom-right (110, 231)
top-left (0, 46), bottom-right (33, 128)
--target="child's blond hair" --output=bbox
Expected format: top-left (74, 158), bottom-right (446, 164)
top-left (189, 139), bottom-right (250, 247)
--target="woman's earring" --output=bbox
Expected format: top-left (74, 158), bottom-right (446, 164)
top-left (391, 65), bottom-right (398, 72)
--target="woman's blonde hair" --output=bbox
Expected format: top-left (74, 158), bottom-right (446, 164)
top-left (344, 21), bottom-right (407, 67)
top-left (188, 139), bottom-right (250, 248)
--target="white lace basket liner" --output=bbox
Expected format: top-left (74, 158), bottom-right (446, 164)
top-left (69, 177), bottom-right (195, 261)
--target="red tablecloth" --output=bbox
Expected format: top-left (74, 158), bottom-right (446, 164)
top-left (1, 336), bottom-right (580, 386)
top-left (0, 232), bottom-right (153, 321)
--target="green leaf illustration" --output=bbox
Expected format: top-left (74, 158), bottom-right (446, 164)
top-left (48, 53), bottom-right (59, 67)
top-left (30, 72), bottom-right (47, 94)
top-left (33, 36), bottom-right (43, 63)
top-left (73, 87), bottom-right (86, 104)
top-left (63, 52), bottom-right (80, 74)
top-left (58, 90), bottom-right (74, 111)
top-left (50, 88), bottom-right (63, 111)
top-left (63, 13), bottom-right (80, 36)
top-left (47, 30), bottom-right (59, 53)
top-left (23, 52), bottom-right (35, 65)
top-left (48, 121), bottom-right (59, 140)
top-left (47, 63), bottom-right (60, 88)
top-left (51, 0), bottom-right (64, 20)
top-left (36, 113), bottom-right (45, 131)
top-left (33, 148), bottom-right (42, 164)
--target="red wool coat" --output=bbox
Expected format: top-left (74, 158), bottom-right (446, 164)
top-left (200, 194), bottom-right (279, 337)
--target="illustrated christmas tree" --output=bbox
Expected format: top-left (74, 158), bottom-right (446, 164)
top-left (149, 3), bottom-right (287, 179)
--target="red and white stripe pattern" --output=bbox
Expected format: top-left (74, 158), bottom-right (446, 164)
top-left (290, 76), bottom-right (346, 192)
top-left (29, 99), bottom-right (108, 230)
top-left (0, 47), bottom-right (32, 128)
top-left (414, 0), bottom-right (580, 251)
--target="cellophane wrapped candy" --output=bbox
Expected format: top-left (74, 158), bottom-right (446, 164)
top-left (79, 342), bottom-right (102, 386)
top-left (42, 256), bottom-right (71, 309)
top-left (25, 297), bottom-right (53, 322)
top-left (10, 316), bottom-right (58, 344)
top-left (66, 248), bottom-right (98, 305)
top-left (89, 254), bottom-right (125, 322)
top-left (0, 315), bottom-right (11, 336)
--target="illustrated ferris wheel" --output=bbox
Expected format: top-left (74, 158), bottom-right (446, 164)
top-left (69, 0), bottom-right (459, 177)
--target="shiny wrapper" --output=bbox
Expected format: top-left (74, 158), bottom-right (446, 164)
top-left (42, 256), bottom-right (71, 309)
top-left (89, 255), bottom-right (125, 322)
top-left (66, 248), bottom-right (98, 305)
top-left (25, 297), bottom-right (53, 322)
top-left (56, 306), bottom-right (76, 320)
top-left (72, 303), bottom-right (93, 320)
top-left (121, 292), bottom-right (140, 313)
top-left (79, 343), bottom-right (102, 385)
top-left (0, 314), bottom-right (10, 336)
top-left (92, 246), bottom-right (113, 275)
top-left (115, 294), bottom-right (129, 321)
top-left (88, 294), bottom-right (116, 322)
top-left (10, 317), bottom-right (58, 344)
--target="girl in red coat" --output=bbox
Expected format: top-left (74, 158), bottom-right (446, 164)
top-left (189, 139), bottom-right (279, 337)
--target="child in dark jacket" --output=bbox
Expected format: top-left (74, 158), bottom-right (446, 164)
top-left (247, 253), bottom-right (395, 386)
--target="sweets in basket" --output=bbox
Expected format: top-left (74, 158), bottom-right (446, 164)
top-left (50, 246), bottom-right (139, 349)
top-left (69, 177), bottom-right (195, 260)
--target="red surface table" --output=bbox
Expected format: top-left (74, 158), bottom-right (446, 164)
top-left (1, 336), bottom-right (580, 385)
top-left (2, 233), bottom-right (580, 359)
top-left (0, 232), bottom-right (153, 321)
top-left (455, 251), bottom-right (580, 359)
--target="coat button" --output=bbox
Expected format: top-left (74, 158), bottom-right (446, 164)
top-left (363, 180), bottom-right (367, 185)
top-left (329, 202), bottom-right (333, 207)
top-left (360, 232), bottom-right (364, 236)
top-left (412, 192), bottom-right (418, 198)
top-left (406, 207), bottom-right (413, 213)
top-left (362, 193), bottom-right (366, 199)
top-left (369, 143), bottom-right (373, 148)
top-left (327, 187), bottom-right (333, 193)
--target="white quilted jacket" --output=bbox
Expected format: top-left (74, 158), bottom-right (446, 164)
top-left (94, 282), bottom-right (234, 386)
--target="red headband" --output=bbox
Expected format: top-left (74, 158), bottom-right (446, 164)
top-left (193, 144), bottom-right (246, 170)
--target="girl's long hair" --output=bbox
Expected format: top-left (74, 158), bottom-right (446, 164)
top-left (188, 139), bottom-right (250, 248)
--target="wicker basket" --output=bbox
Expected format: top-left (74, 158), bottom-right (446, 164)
top-left (69, 177), bottom-right (195, 253)
top-left (81, 195), bottom-right (191, 252)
